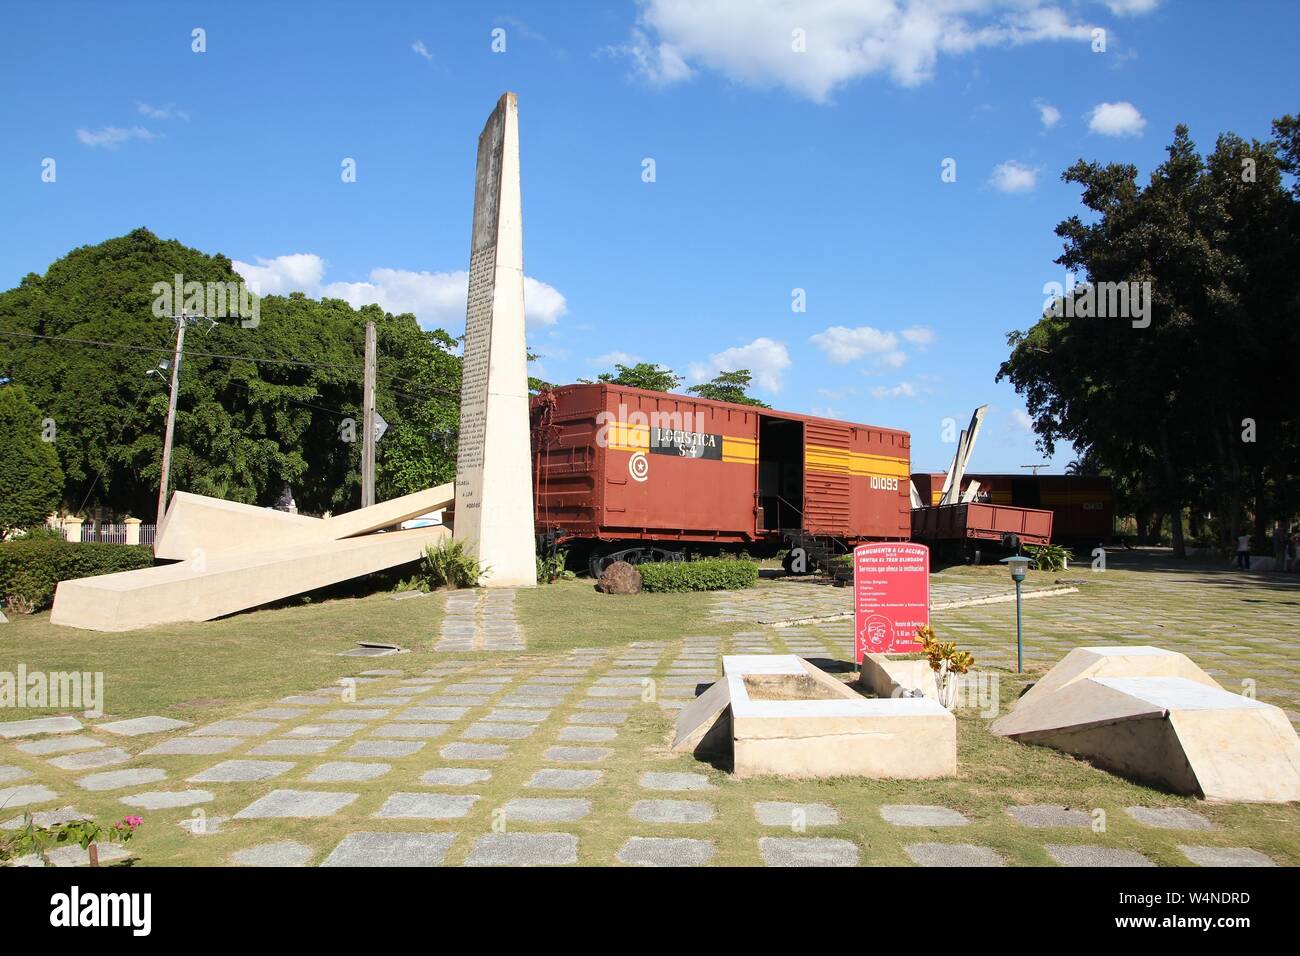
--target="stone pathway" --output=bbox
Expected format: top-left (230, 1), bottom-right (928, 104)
top-left (435, 589), bottom-right (525, 651)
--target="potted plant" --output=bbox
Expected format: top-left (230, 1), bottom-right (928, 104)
top-left (915, 624), bottom-right (975, 710)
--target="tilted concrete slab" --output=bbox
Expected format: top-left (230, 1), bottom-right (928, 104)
top-left (992, 647), bottom-right (1300, 802)
top-left (52, 527), bottom-right (448, 632)
top-left (153, 485), bottom-right (454, 560)
top-left (670, 679), bottom-right (731, 757)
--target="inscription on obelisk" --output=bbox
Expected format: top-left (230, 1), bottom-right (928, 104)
top-left (454, 92), bottom-right (537, 586)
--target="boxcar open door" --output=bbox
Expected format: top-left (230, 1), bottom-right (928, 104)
top-left (757, 416), bottom-right (805, 533)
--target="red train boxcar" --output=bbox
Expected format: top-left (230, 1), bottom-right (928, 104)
top-left (532, 383), bottom-right (911, 575)
top-left (910, 472), bottom-right (1114, 542)
top-left (911, 503), bottom-right (1054, 557)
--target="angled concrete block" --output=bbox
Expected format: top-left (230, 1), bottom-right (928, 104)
top-left (991, 646), bottom-right (1300, 803)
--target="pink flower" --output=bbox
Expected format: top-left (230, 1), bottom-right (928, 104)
top-left (122, 816), bottom-right (143, 830)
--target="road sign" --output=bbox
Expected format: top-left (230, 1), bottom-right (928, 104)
top-left (374, 411), bottom-right (388, 443)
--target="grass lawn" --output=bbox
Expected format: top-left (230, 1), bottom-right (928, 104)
top-left (2, 559), bottom-right (1298, 867)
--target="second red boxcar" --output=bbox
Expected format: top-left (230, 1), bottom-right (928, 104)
top-left (532, 383), bottom-right (911, 574)
top-left (911, 472), bottom-right (1114, 542)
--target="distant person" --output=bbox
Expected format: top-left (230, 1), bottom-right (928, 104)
top-left (1235, 532), bottom-right (1251, 570)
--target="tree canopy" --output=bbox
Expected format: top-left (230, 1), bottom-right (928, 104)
top-left (0, 229), bottom-right (460, 518)
top-left (998, 117), bottom-right (1300, 554)
top-left (585, 362), bottom-right (769, 407)
top-left (0, 383), bottom-right (63, 535)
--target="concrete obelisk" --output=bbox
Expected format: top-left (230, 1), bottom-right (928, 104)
top-left (453, 92), bottom-right (536, 587)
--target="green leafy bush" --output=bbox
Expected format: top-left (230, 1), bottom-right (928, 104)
top-left (0, 538), bottom-right (154, 612)
top-left (537, 550), bottom-right (572, 584)
top-left (639, 557), bottom-right (758, 592)
top-left (420, 538), bottom-right (487, 590)
top-left (1025, 543), bottom-right (1071, 572)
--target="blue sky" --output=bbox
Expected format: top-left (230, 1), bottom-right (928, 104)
top-left (2, 0), bottom-right (1296, 473)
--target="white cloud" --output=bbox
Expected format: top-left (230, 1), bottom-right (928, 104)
top-left (136, 102), bottom-right (189, 121)
top-left (900, 325), bottom-right (935, 347)
top-left (412, 40), bottom-right (432, 61)
top-left (809, 325), bottom-right (898, 364)
top-left (1088, 101), bottom-right (1146, 137)
top-left (1105, 0), bottom-right (1160, 15)
top-left (607, 0), bottom-right (1121, 102)
top-left (1012, 409), bottom-right (1035, 432)
top-left (590, 351), bottom-right (641, 367)
top-left (75, 126), bottom-right (158, 149)
top-left (870, 381), bottom-right (919, 399)
top-left (231, 255), bottom-right (567, 331)
top-left (689, 337), bottom-right (791, 392)
top-left (989, 160), bottom-right (1039, 193)
top-left (1036, 100), bottom-right (1061, 128)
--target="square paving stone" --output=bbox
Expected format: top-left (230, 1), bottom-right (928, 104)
top-left (462, 721), bottom-right (535, 740)
top-left (190, 720), bottom-right (281, 737)
top-left (617, 837), bottom-right (716, 867)
top-left (235, 789), bottom-right (359, 819)
top-left (371, 723), bottom-right (450, 739)
top-left (399, 706), bottom-right (468, 722)
top-left (880, 804), bottom-right (970, 827)
top-left (0, 784), bottom-right (58, 807)
top-left (440, 743), bottom-right (509, 761)
top-left (94, 716), bottom-right (193, 736)
top-left (322, 831), bottom-right (456, 867)
top-left (284, 723), bottom-right (366, 738)
top-left (1045, 844), bottom-right (1155, 867)
top-left (248, 739), bottom-right (337, 756)
top-left (49, 747), bottom-right (133, 771)
top-left (143, 736), bottom-right (245, 756)
top-left (640, 772), bottom-right (713, 792)
top-left (10, 843), bottom-right (132, 867)
top-left (526, 769), bottom-right (603, 790)
top-left (76, 768), bottom-right (166, 792)
top-left (905, 843), bottom-right (1005, 867)
top-left (346, 740), bottom-right (425, 758)
top-left (753, 801), bottom-right (840, 827)
top-left (1177, 845), bottom-right (1276, 867)
top-left (421, 695), bottom-right (489, 707)
top-left (421, 767), bottom-right (492, 786)
top-left (16, 735), bottom-right (104, 756)
top-left (1007, 805), bottom-right (1092, 828)
top-left (444, 684), bottom-right (505, 695)
top-left (304, 761), bottom-right (392, 783)
top-left (465, 832), bottom-right (578, 866)
top-left (119, 789), bottom-right (214, 810)
top-left (280, 694), bottom-right (336, 706)
top-left (230, 841), bottom-right (314, 866)
top-left (759, 837), bottom-right (859, 867)
top-left (2, 806), bottom-right (87, 830)
top-left (0, 716), bottom-right (82, 738)
top-left (544, 746), bottom-right (612, 763)
top-left (502, 798), bottom-right (591, 823)
top-left (0, 765), bottom-right (32, 784)
top-left (1124, 806), bottom-right (1214, 830)
top-left (630, 800), bottom-right (715, 824)
top-left (188, 760), bottom-right (293, 783)
top-left (241, 708), bottom-right (311, 721)
top-left (318, 708), bottom-right (390, 722)
top-left (558, 726), bottom-right (617, 742)
top-left (568, 711), bottom-right (629, 726)
top-left (482, 708), bottom-right (550, 723)
top-left (376, 792), bottom-right (479, 819)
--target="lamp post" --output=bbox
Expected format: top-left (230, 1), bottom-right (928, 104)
top-left (1001, 555), bottom-right (1030, 673)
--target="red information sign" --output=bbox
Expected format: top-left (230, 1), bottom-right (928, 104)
top-left (854, 542), bottom-right (930, 662)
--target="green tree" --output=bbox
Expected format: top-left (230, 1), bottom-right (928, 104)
top-left (687, 369), bottom-right (770, 408)
top-left (0, 384), bottom-right (63, 535)
top-left (584, 362), bottom-right (682, 392)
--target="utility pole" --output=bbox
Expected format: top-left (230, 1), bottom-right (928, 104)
top-left (361, 319), bottom-right (376, 508)
top-left (155, 314), bottom-right (189, 526)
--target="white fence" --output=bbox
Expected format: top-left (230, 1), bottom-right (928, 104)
top-left (46, 518), bottom-right (156, 546)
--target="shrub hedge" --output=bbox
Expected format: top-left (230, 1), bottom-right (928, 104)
top-left (638, 557), bottom-right (758, 592)
top-left (0, 537), bottom-right (154, 611)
